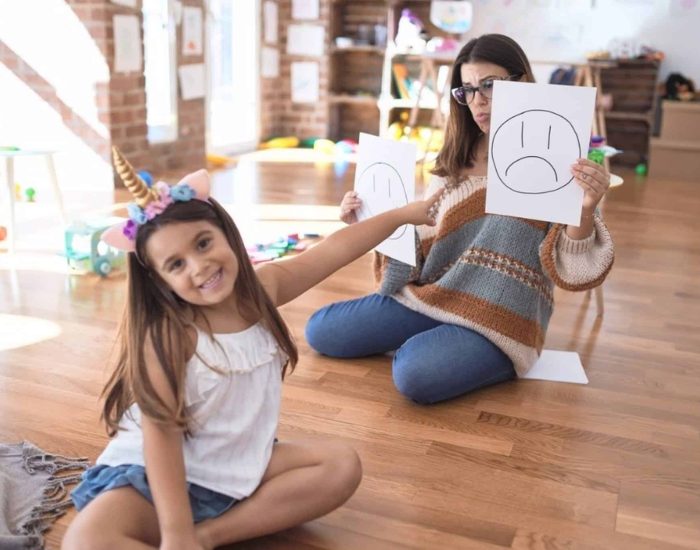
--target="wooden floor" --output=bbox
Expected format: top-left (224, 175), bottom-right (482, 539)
top-left (1, 154), bottom-right (699, 549)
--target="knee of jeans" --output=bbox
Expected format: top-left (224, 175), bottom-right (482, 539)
top-left (392, 358), bottom-right (436, 405)
top-left (305, 308), bottom-right (338, 355)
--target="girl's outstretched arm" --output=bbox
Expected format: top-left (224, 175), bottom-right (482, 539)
top-left (141, 336), bottom-right (204, 550)
top-left (257, 189), bottom-right (442, 307)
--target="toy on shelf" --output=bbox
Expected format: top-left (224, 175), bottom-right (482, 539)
top-left (246, 233), bottom-right (321, 265)
top-left (64, 218), bottom-right (126, 276)
top-left (0, 226), bottom-right (6, 241)
top-left (25, 187), bottom-right (36, 202)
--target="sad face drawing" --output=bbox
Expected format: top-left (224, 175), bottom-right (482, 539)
top-left (490, 109), bottom-right (581, 194)
top-left (356, 162), bottom-right (409, 240)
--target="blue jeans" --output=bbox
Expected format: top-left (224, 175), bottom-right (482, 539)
top-left (305, 294), bottom-right (516, 404)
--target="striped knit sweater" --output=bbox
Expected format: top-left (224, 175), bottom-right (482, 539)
top-left (374, 174), bottom-right (615, 376)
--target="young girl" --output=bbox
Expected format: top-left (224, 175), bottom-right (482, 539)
top-left (306, 34), bottom-right (615, 405)
top-left (62, 148), bottom-right (441, 550)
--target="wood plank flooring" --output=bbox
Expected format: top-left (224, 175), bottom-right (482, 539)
top-left (1, 155), bottom-right (699, 549)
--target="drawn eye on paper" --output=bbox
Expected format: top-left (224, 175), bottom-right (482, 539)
top-left (490, 109), bottom-right (581, 195)
top-left (356, 161), bottom-right (409, 240)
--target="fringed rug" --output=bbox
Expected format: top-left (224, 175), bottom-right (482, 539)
top-left (0, 441), bottom-right (89, 550)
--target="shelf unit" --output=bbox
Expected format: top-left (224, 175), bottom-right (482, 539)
top-left (593, 59), bottom-right (661, 166)
top-left (328, 0), bottom-right (388, 141)
top-left (328, 0), bottom-right (453, 142)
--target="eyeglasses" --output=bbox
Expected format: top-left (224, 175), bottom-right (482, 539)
top-left (451, 74), bottom-right (523, 105)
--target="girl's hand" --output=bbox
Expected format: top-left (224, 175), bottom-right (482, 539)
top-left (340, 191), bottom-right (362, 224)
top-left (571, 158), bottom-right (611, 215)
top-left (399, 188), bottom-right (445, 227)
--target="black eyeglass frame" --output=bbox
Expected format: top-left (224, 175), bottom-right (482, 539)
top-left (450, 73), bottom-right (524, 105)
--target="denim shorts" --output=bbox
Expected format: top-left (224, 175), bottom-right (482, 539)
top-left (71, 464), bottom-right (237, 523)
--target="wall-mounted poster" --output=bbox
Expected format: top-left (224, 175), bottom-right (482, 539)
top-left (182, 6), bottom-right (203, 56)
top-left (291, 61), bottom-right (319, 103)
top-left (113, 15), bottom-right (142, 73)
top-left (292, 0), bottom-right (319, 20)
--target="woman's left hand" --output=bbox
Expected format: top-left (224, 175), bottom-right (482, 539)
top-left (571, 158), bottom-right (611, 214)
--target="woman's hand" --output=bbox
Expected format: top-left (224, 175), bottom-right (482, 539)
top-left (571, 158), bottom-right (611, 215)
top-left (399, 188), bottom-right (444, 227)
top-left (340, 191), bottom-right (363, 224)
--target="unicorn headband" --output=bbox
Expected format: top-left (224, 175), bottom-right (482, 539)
top-left (102, 147), bottom-right (211, 252)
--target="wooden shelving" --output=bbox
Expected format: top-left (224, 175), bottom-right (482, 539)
top-left (327, 0), bottom-right (452, 142)
top-left (595, 58), bottom-right (661, 166)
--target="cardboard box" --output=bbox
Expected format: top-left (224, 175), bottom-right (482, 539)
top-left (649, 138), bottom-right (700, 183)
top-left (660, 100), bottom-right (700, 141)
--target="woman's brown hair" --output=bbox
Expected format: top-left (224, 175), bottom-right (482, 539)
top-left (433, 34), bottom-right (536, 185)
top-left (101, 198), bottom-right (298, 436)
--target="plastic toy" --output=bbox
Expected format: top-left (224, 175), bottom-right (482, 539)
top-left (260, 136), bottom-right (300, 149)
top-left (0, 226), bottom-right (6, 241)
top-left (587, 149), bottom-right (605, 165)
top-left (635, 163), bottom-right (648, 176)
top-left (25, 187), bottom-right (36, 202)
top-left (246, 233), bottom-right (321, 265)
top-left (313, 139), bottom-right (336, 155)
top-left (206, 153), bottom-right (235, 167)
top-left (64, 218), bottom-right (126, 276)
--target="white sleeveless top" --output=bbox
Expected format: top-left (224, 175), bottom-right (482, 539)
top-left (97, 323), bottom-right (286, 499)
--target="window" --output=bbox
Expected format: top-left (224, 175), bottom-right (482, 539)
top-left (143, 0), bottom-right (178, 143)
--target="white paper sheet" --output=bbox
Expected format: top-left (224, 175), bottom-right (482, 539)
top-left (291, 62), bottom-right (319, 103)
top-left (264, 1), bottom-right (278, 44)
top-left (287, 24), bottom-right (325, 56)
top-left (182, 6), bottom-right (203, 56)
top-left (261, 47), bottom-right (279, 78)
top-left (522, 350), bottom-right (588, 384)
top-left (485, 81), bottom-right (596, 226)
top-left (354, 133), bottom-right (417, 266)
top-left (113, 15), bottom-right (142, 73)
top-left (178, 63), bottom-right (205, 100)
top-left (292, 0), bottom-right (319, 20)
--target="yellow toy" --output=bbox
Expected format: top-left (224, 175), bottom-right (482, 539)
top-left (260, 136), bottom-right (300, 149)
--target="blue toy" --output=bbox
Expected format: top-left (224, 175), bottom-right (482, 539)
top-left (64, 218), bottom-right (126, 276)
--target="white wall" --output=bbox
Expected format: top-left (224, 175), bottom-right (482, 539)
top-left (463, 0), bottom-right (700, 84)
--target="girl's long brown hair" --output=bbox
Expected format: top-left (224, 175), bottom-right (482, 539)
top-left (101, 198), bottom-right (298, 436)
top-left (433, 34), bottom-right (536, 186)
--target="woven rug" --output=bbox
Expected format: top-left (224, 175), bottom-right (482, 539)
top-left (0, 441), bottom-right (89, 550)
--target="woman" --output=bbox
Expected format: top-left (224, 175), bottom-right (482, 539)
top-left (305, 34), bottom-right (614, 404)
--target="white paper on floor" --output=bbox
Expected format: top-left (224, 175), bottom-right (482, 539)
top-left (522, 350), bottom-right (588, 384)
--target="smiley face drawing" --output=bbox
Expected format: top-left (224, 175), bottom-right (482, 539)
top-left (356, 162), bottom-right (409, 240)
top-left (490, 109), bottom-right (581, 194)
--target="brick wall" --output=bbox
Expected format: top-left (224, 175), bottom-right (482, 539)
top-left (0, 0), bottom-right (205, 190)
top-left (108, 0), bottom-right (206, 177)
top-left (259, 0), bottom-right (332, 141)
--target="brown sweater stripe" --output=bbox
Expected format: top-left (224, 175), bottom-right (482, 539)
top-left (408, 285), bottom-right (546, 349)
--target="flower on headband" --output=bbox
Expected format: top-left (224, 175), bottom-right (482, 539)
top-left (127, 203), bottom-right (148, 225)
top-left (170, 183), bottom-right (196, 202)
top-left (123, 219), bottom-right (138, 241)
top-left (145, 199), bottom-right (169, 220)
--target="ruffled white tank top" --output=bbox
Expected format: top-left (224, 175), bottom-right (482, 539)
top-left (96, 322), bottom-right (286, 499)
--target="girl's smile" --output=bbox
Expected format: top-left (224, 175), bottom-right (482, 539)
top-left (145, 220), bottom-right (239, 310)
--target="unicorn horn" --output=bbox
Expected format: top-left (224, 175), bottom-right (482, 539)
top-left (111, 146), bottom-right (157, 208)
